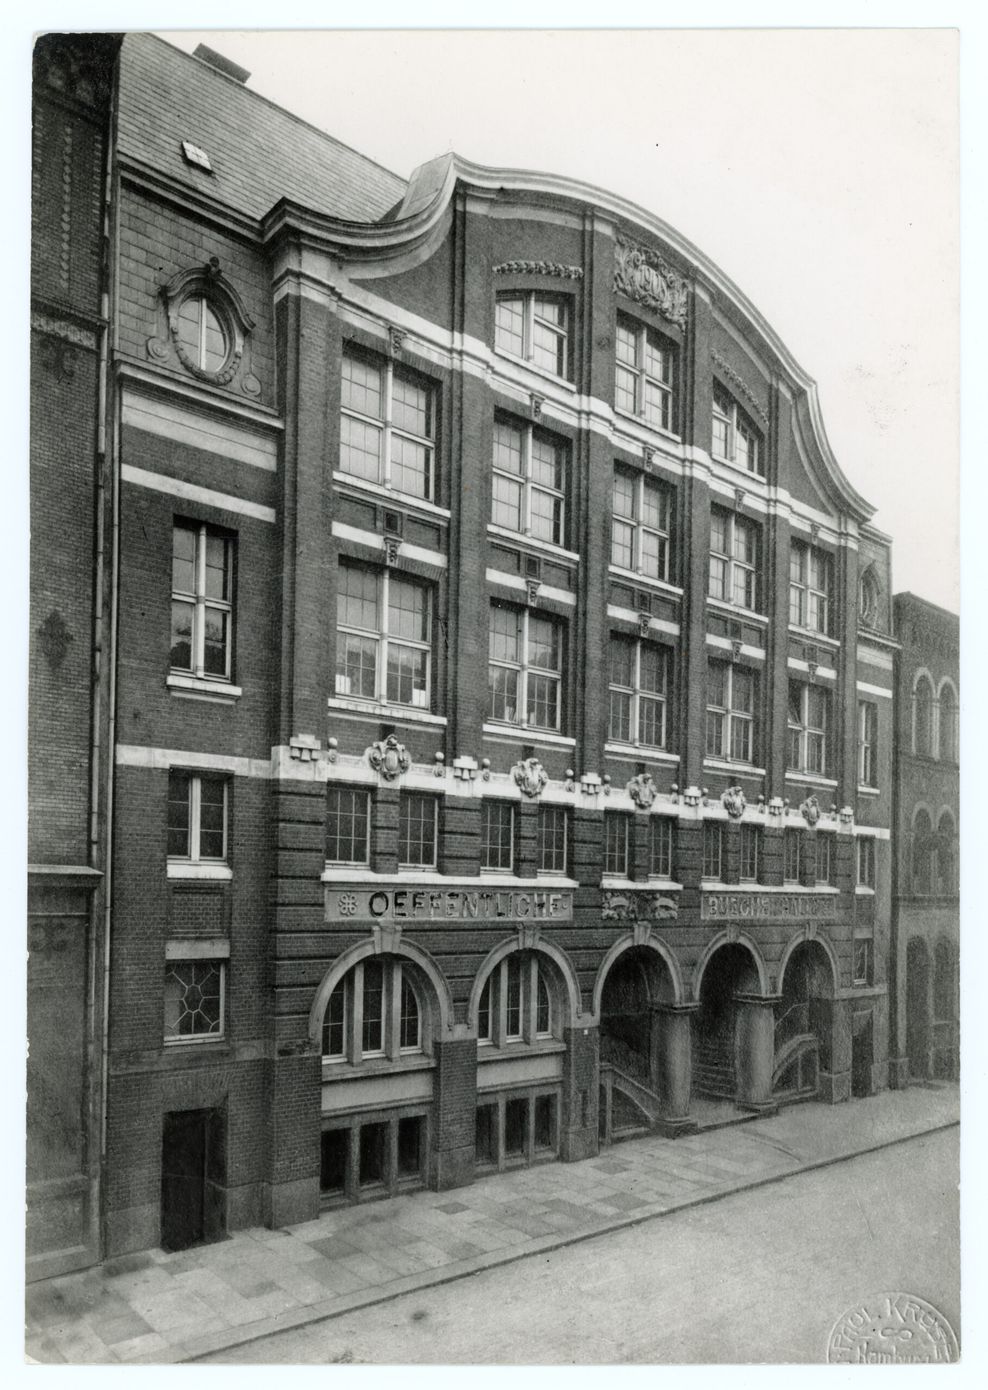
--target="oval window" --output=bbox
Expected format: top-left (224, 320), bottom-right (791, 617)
top-left (176, 294), bottom-right (228, 374)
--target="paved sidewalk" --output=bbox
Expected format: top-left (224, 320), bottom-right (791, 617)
top-left (25, 1084), bottom-right (958, 1365)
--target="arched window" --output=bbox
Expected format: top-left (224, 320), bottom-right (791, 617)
top-left (933, 941), bottom-right (955, 1023)
top-left (913, 676), bottom-right (935, 757)
top-left (937, 811), bottom-right (957, 895)
top-left (176, 294), bottom-right (228, 374)
top-left (153, 260), bottom-right (256, 389)
top-left (322, 957), bottom-right (424, 1064)
top-left (938, 683), bottom-right (958, 763)
top-left (858, 567), bottom-right (880, 628)
top-left (477, 952), bottom-right (555, 1047)
top-left (912, 810), bottom-right (933, 895)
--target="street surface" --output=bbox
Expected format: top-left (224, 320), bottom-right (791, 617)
top-left (202, 1126), bottom-right (958, 1364)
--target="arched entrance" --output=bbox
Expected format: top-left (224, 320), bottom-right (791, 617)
top-left (693, 941), bottom-right (770, 1113)
top-left (596, 945), bottom-right (679, 1143)
top-left (906, 937), bottom-right (932, 1081)
top-left (775, 940), bottom-right (836, 1101)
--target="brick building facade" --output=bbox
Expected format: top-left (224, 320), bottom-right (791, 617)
top-left (31, 34), bottom-right (904, 1266)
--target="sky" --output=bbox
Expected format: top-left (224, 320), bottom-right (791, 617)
top-left (158, 26), bottom-right (960, 613)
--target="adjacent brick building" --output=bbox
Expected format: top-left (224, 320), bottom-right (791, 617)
top-left (31, 33), bottom-right (907, 1265)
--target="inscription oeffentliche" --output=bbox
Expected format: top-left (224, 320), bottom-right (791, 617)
top-left (327, 886), bottom-right (573, 925)
top-left (701, 892), bottom-right (837, 922)
top-left (827, 1293), bottom-right (958, 1364)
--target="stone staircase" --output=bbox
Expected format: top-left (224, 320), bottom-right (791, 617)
top-left (693, 1038), bottom-right (735, 1099)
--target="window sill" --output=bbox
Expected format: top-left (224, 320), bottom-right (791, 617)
top-left (857, 785), bottom-right (881, 797)
top-left (327, 695), bottom-right (447, 727)
top-left (702, 881), bottom-right (840, 895)
top-left (603, 877), bottom-right (683, 892)
top-left (487, 524), bottom-right (580, 564)
top-left (331, 471), bottom-right (451, 521)
top-left (605, 742), bottom-right (679, 762)
top-left (703, 759), bottom-right (767, 776)
top-left (482, 722), bottom-right (576, 747)
top-left (167, 673), bottom-right (242, 703)
top-left (163, 1033), bottom-right (226, 1049)
top-left (612, 406), bottom-right (682, 448)
top-left (477, 1039), bottom-right (567, 1061)
top-left (322, 868), bottom-right (579, 889)
top-left (709, 451), bottom-right (766, 483)
top-left (788, 624), bottom-right (840, 649)
top-left (784, 772), bottom-right (839, 789)
top-left (492, 347), bottom-right (576, 394)
top-left (608, 565), bottom-right (683, 598)
top-left (321, 1053), bottom-right (435, 1080)
top-left (167, 862), bottom-right (233, 882)
top-left (705, 597), bottom-right (768, 627)
top-left (855, 885), bottom-right (876, 896)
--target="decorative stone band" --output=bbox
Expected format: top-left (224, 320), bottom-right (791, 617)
top-left (493, 261), bottom-right (584, 279)
top-left (711, 349), bottom-right (770, 427)
top-left (326, 884), bottom-right (574, 925)
top-left (702, 890), bottom-right (838, 923)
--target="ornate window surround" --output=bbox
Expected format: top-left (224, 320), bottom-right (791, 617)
top-left (151, 259), bottom-right (256, 390)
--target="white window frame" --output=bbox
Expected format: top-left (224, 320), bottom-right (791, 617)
top-left (339, 350), bottom-right (436, 502)
top-left (176, 293), bottom-right (228, 374)
top-left (614, 314), bottom-right (675, 432)
top-left (706, 660), bottom-right (757, 765)
top-left (603, 812), bottom-right (630, 877)
top-left (608, 635), bottom-right (669, 750)
top-left (712, 381), bottom-right (762, 475)
top-left (788, 680), bottom-right (829, 776)
top-left (322, 959), bottom-right (423, 1065)
top-left (857, 837), bottom-right (876, 889)
top-left (336, 563), bottom-right (432, 710)
top-left (537, 804), bottom-right (569, 876)
top-left (816, 832), bottom-right (834, 886)
top-left (477, 954), bottom-right (554, 1048)
top-left (481, 800), bottom-right (516, 873)
top-left (740, 824), bottom-right (760, 883)
top-left (858, 700), bottom-right (878, 788)
top-left (487, 605), bottom-right (563, 733)
top-left (789, 541), bottom-right (832, 634)
top-left (702, 822), bottom-right (724, 881)
top-left (491, 416), bottom-right (566, 546)
top-left (326, 786), bottom-right (371, 867)
top-left (167, 770), bottom-right (228, 865)
top-left (611, 467), bottom-right (671, 581)
top-left (649, 816), bottom-right (674, 879)
top-left (709, 508), bottom-right (759, 611)
top-left (783, 829), bottom-right (802, 885)
top-left (398, 792), bottom-right (439, 869)
top-left (852, 935), bottom-right (874, 987)
top-left (495, 292), bottom-right (569, 378)
top-left (164, 959), bottom-right (226, 1046)
top-left (171, 521), bottom-right (234, 682)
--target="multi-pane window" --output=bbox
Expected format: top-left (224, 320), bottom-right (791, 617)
top-left (327, 787), bottom-right (370, 865)
top-left (858, 701), bottom-right (878, 787)
top-left (615, 315), bottom-right (675, 431)
top-left (336, 563), bottom-right (431, 709)
top-left (788, 681), bottom-right (829, 775)
top-left (650, 817), bottom-right (674, 878)
top-left (783, 829), bottom-right (802, 884)
top-left (911, 810), bottom-right (932, 895)
top-left (399, 793), bottom-right (438, 869)
top-left (167, 771), bottom-right (227, 863)
top-left (537, 805), bottom-right (569, 875)
top-left (603, 813), bottom-right (630, 877)
top-left (711, 381), bottom-right (762, 475)
top-left (608, 637), bottom-right (669, 748)
top-left (703, 822), bottom-right (724, 881)
top-left (491, 417), bottom-right (566, 546)
top-left (176, 295), bottom-right (227, 373)
top-left (495, 293), bottom-right (569, 377)
top-left (857, 837), bottom-right (876, 889)
top-left (340, 351), bottom-right (436, 501)
top-left (913, 676), bottom-right (935, 756)
top-left (816, 833), bottom-right (834, 885)
top-left (709, 508), bottom-right (759, 611)
top-left (322, 958), bottom-right (422, 1063)
top-left (740, 824), bottom-right (760, 882)
top-left (789, 543), bottom-right (832, 634)
top-left (853, 937), bottom-right (874, 987)
top-left (706, 661), bottom-right (757, 764)
top-left (611, 467), bottom-right (671, 580)
top-left (170, 521), bottom-right (234, 680)
top-left (482, 801), bottom-right (515, 872)
top-left (936, 812), bottom-right (957, 895)
top-left (478, 953), bottom-right (553, 1046)
top-left (939, 685), bottom-right (958, 763)
top-left (488, 605), bottom-right (563, 732)
top-left (164, 960), bottom-right (224, 1043)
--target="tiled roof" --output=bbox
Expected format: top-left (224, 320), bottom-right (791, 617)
top-left (117, 34), bottom-right (407, 225)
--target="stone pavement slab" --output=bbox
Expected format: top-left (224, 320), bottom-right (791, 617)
top-left (24, 1083), bottom-right (958, 1365)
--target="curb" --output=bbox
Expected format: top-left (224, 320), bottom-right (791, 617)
top-left (166, 1117), bottom-right (958, 1365)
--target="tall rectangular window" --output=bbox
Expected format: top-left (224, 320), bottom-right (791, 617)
top-left (706, 661), bottom-right (757, 764)
top-left (650, 817), bottom-right (674, 878)
top-left (858, 701), bottom-right (878, 787)
top-left (327, 787), bottom-right (370, 865)
top-left (611, 466), bottom-right (671, 581)
top-left (340, 351), bottom-right (436, 501)
top-left (816, 833), bottom-right (834, 885)
top-left (482, 801), bottom-right (515, 872)
top-left (857, 837), bottom-right (876, 888)
top-left (495, 293), bottom-right (569, 377)
top-left (603, 813), bottom-right (630, 877)
top-left (537, 805), bottom-right (569, 875)
top-left (709, 508), bottom-right (759, 611)
top-left (336, 562), bottom-right (431, 709)
top-left (788, 681), bottom-right (829, 775)
top-left (488, 605), bottom-right (563, 732)
top-left (703, 822), bottom-right (724, 881)
top-left (712, 381), bottom-right (762, 475)
top-left (740, 824), bottom-right (760, 882)
top-left (789, 542), bottom-right (833, 634)
top-left (399, 793), bottom-right (438, 868)
top-left (171, 521), bottom-right (234, 680)
top-left (608, 636), bottom-right (669, 748)
top-left (167, 771), bottom-right (228, 863)
top-left (784, 829), bottom-right (802, 884)
top-left (491, 417), bottom-right (567, 546)
top-left (615, 315), bottom-right (676, 432)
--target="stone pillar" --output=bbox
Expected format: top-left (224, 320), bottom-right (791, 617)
top-left (651, 1002), bottom-right (699, 1136)
top-left (430, 1037), bottom-right (477, 1191)
top-left (560, 1025), bottom-right (600, 1162)
top-left (734, 993), bottom-right (781, 1114)
top-left (816, 996), bottom-right (852, 1103)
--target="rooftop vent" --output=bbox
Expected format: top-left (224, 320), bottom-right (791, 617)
top-left (192, 44), bottom-right (251, 84)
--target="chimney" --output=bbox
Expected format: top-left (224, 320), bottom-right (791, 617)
top-left (192, 44), bottom-right (250, 84)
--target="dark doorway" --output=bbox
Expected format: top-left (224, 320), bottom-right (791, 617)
top-left (693, 943), bottom-right (759, 1101)
top-left (161, 1108), bottom-right (226, 1252)
top-left (851, 1012), bottom-right (874, 1098)
top-left (599, 951), bottom-right (652, 1082)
